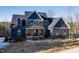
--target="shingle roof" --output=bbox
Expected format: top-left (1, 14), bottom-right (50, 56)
top-left (41, 16), bottom-right (53, 25)
top-left (11, 14), bottom-right (25, 24)
top-left (11, 11), bottom-right (47, 24)
top-left (48, 18), bottom-right (59, 29)
top-left (11, 11), bottom-right (70, 29)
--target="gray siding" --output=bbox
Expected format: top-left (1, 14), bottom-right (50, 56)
top-left (53, 29), bottom-right (69, 36)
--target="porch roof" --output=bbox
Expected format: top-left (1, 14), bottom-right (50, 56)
top-left (26, 26), bottom-right (44, 29)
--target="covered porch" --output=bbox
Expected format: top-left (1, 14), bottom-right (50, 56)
top-left (26, 26), bottom-right (45, 40)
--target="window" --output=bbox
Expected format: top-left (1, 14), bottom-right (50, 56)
top-left (28, 20), bottom-right (33, 25)
top-left (22, 20), bottom-right (26, 27)
top-left (33, 29), bottom-right (37, 36)
top-left (38, 21), bottom-right (43, 26)
top-left (34, 30), bottom-right (36, 33)
top-left (17, 30), bottom-right (21, 36)
top-left (17, 18), bottom-right (21, 25)
top-left (38, 29), bottom-right (43, 35)
top-left (33, 21), bottom-right (43, 26)
top-left (54, 29), bottom-right (59, 35)
top-left (63, 30), bottom-right (67, 35)
top-left (31, 21), bottom-right (33, 23)
top-left (34, 21), bottom-right (38, 25)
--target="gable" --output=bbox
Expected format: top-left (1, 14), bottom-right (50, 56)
top-left (54, 18), bottom-right (68, 28)
top-left (11, 14), bottom-right (25, 24)
top-left (25, 11), bottom-right (47, 18)
top-left (28, 11), bottom-right (42, 19)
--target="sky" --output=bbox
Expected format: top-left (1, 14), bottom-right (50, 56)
top-left (0, 6), bottom-right (79, 22)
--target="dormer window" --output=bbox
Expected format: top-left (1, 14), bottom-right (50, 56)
top-left (22, 19), bottom-right (26, 27)
top-left (17, 18), bottom-right (21, 26)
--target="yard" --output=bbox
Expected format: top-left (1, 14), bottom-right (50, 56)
top-left (0, 38), bottom-right (79, 53)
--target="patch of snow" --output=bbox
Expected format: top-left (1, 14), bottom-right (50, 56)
top-left (0, 37), bottom-right (9, 48)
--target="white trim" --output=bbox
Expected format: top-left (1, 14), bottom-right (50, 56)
top-left (27, 36), bottom-right (43, 38)
top-left (26, 26), bottom-right (44, 29)
top-left (62, 18), bottom-right (70, 29)
top-left (16, 17), bottom-right (22, 21)
top-left (27, 11), bottom-right (44, 21)
top-left (53, 27), bottom-right (70, 29)
top-left (36, 11), bottom-right (44, 21)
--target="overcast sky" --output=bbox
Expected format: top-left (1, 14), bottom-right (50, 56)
top-left (0, 6), bottom-right (79, 22)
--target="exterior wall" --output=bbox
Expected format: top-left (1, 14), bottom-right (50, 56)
top-left (27, 19), bottom-right (43, 27)
top-left (11, 26), bottom-right (26, 38)
top-left (43, 20), bottom-right (49, 29)
top-left (52, 28), bottom-right (69, 38)
top-left (26, 18), bottom-right (45, 39)
top-left (21, 28), bottom-right (26, 38)
top-left (11, 28), bottom-right (17, 38)
top-left (45, 29), bottom-right (51, 37)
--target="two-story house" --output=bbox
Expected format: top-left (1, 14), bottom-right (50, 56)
top-left (10, 11), bottom-right (70, 40)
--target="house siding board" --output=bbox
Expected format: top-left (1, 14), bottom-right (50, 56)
top-left (11, 28), bottom-right (17, 38)
top-left (53, 29), bottom-right (69, 36)
top-left (21, 28), bottom-right (26, 38)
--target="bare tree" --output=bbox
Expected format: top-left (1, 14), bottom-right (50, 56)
top-left (74, 13), bottom-right (79, 34)
top-left (66, 7), bottom-right (75, 38)
top-left (66, 6), bottom-right (79, 39)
